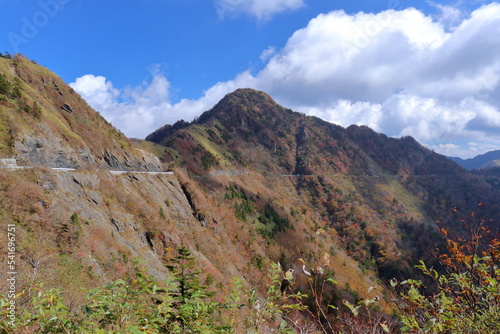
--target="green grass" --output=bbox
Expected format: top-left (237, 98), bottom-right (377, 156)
top-left (187, 125), bottom-right (235, 167)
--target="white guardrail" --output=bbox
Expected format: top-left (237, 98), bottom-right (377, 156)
top-left (0, 159), bottom-right (173, 175)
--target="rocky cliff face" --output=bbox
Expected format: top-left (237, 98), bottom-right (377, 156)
top-left (0, 56), bottom-right (253, 305)
top-left (0, 164), bottom-right (257, 300)
top-left (0, 55), bottom-right (161, 171)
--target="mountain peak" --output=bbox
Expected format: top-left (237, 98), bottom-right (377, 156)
top-left (196, 88), bottom-right (282, 124)
top-left (228, 87), bottom-right (272, 99)
top-left (222, 88), bottom-right (275, 104)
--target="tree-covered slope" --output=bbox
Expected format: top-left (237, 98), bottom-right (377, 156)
top-left (148, 88), bottom-right (500, 281)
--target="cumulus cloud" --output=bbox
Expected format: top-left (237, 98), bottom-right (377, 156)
top-left (214, 0), bottom-right (304, 20)
top-left (260, 46), bottom-right (277, 62)
top-left (70, 74), bottom-right (174, 138)
top-left (70, 75), bottom-right (119, 110)
top-left (430, 2), bottom-right (466, 29)
top-left (254, 8), bottom-right (450, 104)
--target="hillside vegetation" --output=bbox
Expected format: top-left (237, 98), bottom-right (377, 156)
top-left (149, 88), bottom-right (500, 278)
top-left (1, 57), bottom-right (499, 333)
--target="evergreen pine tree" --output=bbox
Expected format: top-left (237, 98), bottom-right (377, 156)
top-left (0, 74), bottom-right (11, 95)
top-left (166, 245), bottom-right (225, 333)
top-left (11, 77), bottom-right (22, 99)
top-left (166, 245), bottom-right (214, 304)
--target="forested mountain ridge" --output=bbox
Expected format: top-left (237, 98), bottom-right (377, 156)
top-left (149, 88), bottom-right (500, 234)
top-left (1, 56), bottom-right (499, 332)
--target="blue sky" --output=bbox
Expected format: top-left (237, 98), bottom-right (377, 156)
top-left (1, 0), bottom-right (500, 158)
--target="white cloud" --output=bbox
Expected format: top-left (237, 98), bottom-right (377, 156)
top-left (70, 75), bottom-right (119, 110)
top-left (214, 0), bottom-right (304, 20)
top-left (431, 143), bottom-right (461, 157)
top-left (299, 101), bottom-right (383, 131)
top-left (255, 8), bottom-right (450, 104)
top-left (260, 46), bottom-right (276, 62)
top-left (431, 141), bottom-right (500, 158)
top-left (430, 2), bottom-right (466, 29)
top-left (70, 74), bottom-right (174, 139)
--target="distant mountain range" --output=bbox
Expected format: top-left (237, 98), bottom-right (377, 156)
top-left (449, 150), bottom-right (500, 170)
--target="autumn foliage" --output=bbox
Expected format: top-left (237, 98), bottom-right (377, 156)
top-left (395, 210), bottom-right (500, 333)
